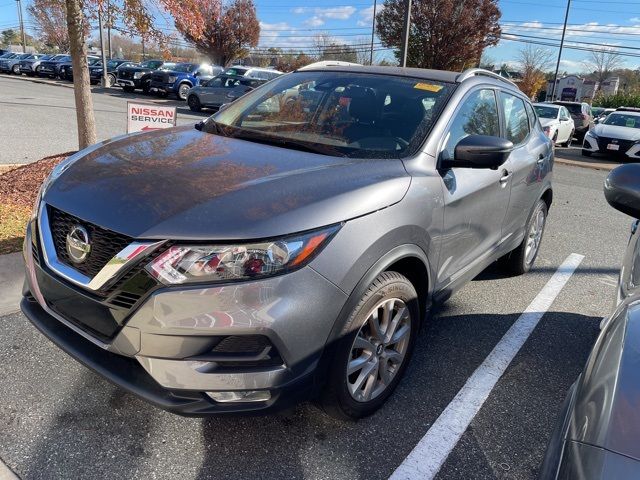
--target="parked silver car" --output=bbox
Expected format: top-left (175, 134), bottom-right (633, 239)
top-left (19, 53), bottom-right (53, 76)
top-left (0, 52), bottom-right (31, 74)
top-left (539, 164), bottom-right (640, 479)
top-left (21, 67), bottom-right (552, 419)
top-left (186, 74), bottom-right (265, 111)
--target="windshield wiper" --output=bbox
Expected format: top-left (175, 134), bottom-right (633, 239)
top-left (229, 129), bottom-right (348, 157)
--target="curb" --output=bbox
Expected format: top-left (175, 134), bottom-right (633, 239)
top-left (555, 157), bottom-right (618, 171)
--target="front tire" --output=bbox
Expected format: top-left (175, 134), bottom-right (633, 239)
top-left (122, 86), bottom-right (135, 93)
top-left (178, 83), bottom-right (191, 100)
top-left (188, 95), bottom-right (202, 112)
top-left (12, 65), bottom-right (20, 74)
top-left (500, 199), bottom-right (548, 275)
top-left (319, 271), bottom-right (420, 420)
top-left (561, 131), bottom-right (574, 148)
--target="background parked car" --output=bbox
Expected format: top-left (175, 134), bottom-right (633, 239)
top-left (223, 65), bottom-right (283, 80)
top-left (37, 54), bottom-right (71, 78)
top-left (0, 52), bottom-right (31, 74)
top-left (18, 54), bottom-right (53, 77)
top-left (533, 103), bottom-right (575, 147)
top-left (150, 62), bottom-right (222, 100)
top-left (539, 164), bottom-right (640, 480)
top-left (552, 101), bottom-right (593, 140)
top-left (187, 74), bottom-right (265, 111)
top-left (582, 108), bottom-right (640, 160)
top-left (59, 55), bottom-right (101, 81)
top-left (89, 59), bottom-right (134, 86)
top-left (116, 59), bottom-right (174, 93)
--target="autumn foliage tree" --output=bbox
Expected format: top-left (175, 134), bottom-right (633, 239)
top-left (518, 45), bottom-right (552, 100)
top-left (376, 0), bottom-right (501, 70)
top-left (174, 0), bottom-right (260, 66)
top-left (27, 0), bottom-right (70, 51)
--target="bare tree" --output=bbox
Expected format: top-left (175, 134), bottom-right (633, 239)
top-left (518, 45), bottom-right (553, 99)
top-left (585, 49), bottom-right (624, 92)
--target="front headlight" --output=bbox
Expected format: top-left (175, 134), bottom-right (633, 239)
top-left (133, 71), bottom-right (144, 79)
top-left (146, 225), bottom-right (341, 285)
top-left (168, 76), bottom-right (177, 83)
top-left (586, 130), bottom-right (598, 139)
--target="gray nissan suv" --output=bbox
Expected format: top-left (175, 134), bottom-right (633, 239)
top-left (21, 66), bottom-right (553, 419)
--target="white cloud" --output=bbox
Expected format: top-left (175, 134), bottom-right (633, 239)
top-left (303, 16), bottom-right (325, 27)
top-left (259, 21), bottom-right (291, 32)
top-left (631, 17), bottom-right (640, 23)
top-left (292, 7), bottom-right (306, 14)
top-left (316, 6), bottom-right (356, 20)
top-left (356, 5), bottom-right (384, 27)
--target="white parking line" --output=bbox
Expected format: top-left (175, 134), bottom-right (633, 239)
top-left (390, 253), bottom-right (585, 480)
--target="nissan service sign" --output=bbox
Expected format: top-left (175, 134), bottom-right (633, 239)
top-left (127, 102), bottom-right (177, 133)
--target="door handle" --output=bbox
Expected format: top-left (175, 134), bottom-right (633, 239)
top-left (537, 154), bottom-right (545, 165)
top-left (499, 170), bottom-right (512, 184)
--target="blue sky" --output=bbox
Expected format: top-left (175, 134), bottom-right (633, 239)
top-left (1, 0), bottom-right (640, 71)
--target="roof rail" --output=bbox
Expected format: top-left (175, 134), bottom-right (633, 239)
top-left (456, 68), bottom-right (518, 88)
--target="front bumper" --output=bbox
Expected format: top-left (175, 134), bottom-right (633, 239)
top-left (150, 81), bottom-right (176, 93)
top-left (583, 134), bottom-right (640, 160)
top-left (21, 223), bottom-right (348, 415)
top-left (117, 78), bottom-right (143, 88)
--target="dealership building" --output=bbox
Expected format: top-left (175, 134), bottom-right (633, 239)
top-left (546, 75), bottom-right (620, 102)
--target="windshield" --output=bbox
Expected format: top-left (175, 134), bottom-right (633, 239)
top-left (557, 103), bottom-right (582, 115)
top-left (140, 60), bottom-right (163, 69)
top-left (208, 71), bottom-right (455, 158)
top-left (604, 113), bottom-right (640, 129)
top-left (225, 67), bottom-right (248, 76)
top-left (172, 63), bottom-right (197, 73)
top-left (534, 105), bottom-right (559, 119)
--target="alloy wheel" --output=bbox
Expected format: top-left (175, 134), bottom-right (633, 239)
top-left (179, 84), bottom-right (190, 100)
top-left (525, 207), bottom-right (545, 265)
top-left (346, 298), bottom-right (412, 402)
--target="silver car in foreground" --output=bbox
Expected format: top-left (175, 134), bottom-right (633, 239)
top-left (22, 67), bottom-right (552, 419)
top-left (539, 164), bottom-right (640, 479)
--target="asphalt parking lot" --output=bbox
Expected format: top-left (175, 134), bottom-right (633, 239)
top-left (0, 161), bottom-right (628, 479)
top-left (0, 75), bottom-right (208, 164)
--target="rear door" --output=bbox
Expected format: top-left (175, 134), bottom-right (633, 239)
top-left (499, 91), bottom-right (551, 239)
top-left (436, 88), bottom-right (512, 285)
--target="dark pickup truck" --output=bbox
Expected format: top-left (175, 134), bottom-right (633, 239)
top-left (116, 60), bottom-right (174, 93)
top-left (89, 59), bottom-right (134, 86)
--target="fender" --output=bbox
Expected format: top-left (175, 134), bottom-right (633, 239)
top-left (310, 244), bottom-right (433, 392)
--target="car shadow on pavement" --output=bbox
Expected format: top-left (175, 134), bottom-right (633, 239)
top-left (473, 261), bottom-right (619, 281)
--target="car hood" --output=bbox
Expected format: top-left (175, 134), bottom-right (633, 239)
top-left (539, 118), bottom-right (559, 128)
top-left (594, 123), bottom-right (640, 141)
top-left (43, 126), bottom-right (411, 240)
top-left (118, 66), bottom-right (151, 73)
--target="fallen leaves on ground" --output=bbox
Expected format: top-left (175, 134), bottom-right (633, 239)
top-left (0, 152), bottom-right (72, 255)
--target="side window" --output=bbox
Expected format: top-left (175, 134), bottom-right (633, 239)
top-left (524, 101), bottom-right (539, 131)
top-left (442, 89), bottom-right (499, 160)
top-left (500, 92), bottom-right (530, 145)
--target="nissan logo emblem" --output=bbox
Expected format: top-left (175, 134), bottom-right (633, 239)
top-left (66, 225), bottom-right (91, 263)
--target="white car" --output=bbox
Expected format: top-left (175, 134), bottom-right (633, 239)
top-left (583, 109), bottom-right (640, 160)
top-left (533, 103), bottom-right (575, 147)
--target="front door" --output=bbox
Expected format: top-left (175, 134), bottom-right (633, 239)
top-left (436, 88), bottom-right (512, 286)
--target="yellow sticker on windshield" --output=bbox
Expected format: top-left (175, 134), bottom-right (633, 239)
top-left (414, 82), bottom-right (443, 92)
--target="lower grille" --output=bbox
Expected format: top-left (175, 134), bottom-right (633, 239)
top-left (47, 205), bottom-right (132, 278)
top-left (118, 70), bottom-right (134, 80)
top-left (597, 137), bottom-right (635, 153)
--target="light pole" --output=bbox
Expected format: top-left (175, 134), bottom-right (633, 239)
top-left (16, 0), bottom-right (26, 53)
top-left (98, 7), bottom-right (109, 87)
top-left (369, 0), bottom-right (377, 65)
top-left (399, 0), bottom-right (412, 67)
top-left (551, 0), bottom-right (571, 101)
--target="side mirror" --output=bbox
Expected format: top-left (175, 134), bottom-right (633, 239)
top-left (194, 121), bottom-right (204, 131)
top-left (441, 135), bottom-right (513, 170)
top-left (604, 164), bottom-right (640, 218)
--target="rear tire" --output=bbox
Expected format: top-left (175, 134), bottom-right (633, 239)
top-left (581, 149), bottom-right (592, 157)
top-left (188, 95), bottom-right (202, 112)
top-left (318, 271), bottom-right (420, 420)
top-left (107, 73), bottom-right (116, 87)
top-left (500, 199), bottom-right (548, 275)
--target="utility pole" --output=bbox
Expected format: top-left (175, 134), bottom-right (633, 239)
top-left (16, 0), bottom-right (26, 53)
top-left (369, 0), bottom-right (377, 65)
top-left (399, 0), bottom-right (412, 67)
top-left (106, 0), bottom-right (112, 58)
top-left (551, 0), bottom-right (571, 101)
top-left (98, 7), bottom-right (109, 87)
